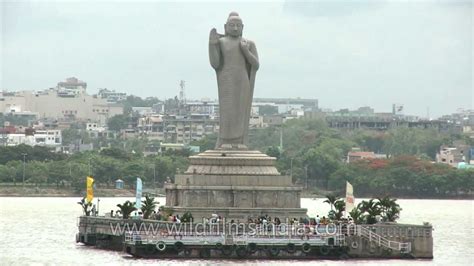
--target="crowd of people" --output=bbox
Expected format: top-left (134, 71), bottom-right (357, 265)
top-left (245, 214), bottom-right (354, 226)
top-left (107, 206), bottom-right (355, 230)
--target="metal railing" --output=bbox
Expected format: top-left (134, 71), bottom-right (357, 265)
top-left (359, 226), bottom-right (411, 253)
top-left (122, 224), bottom-right (346, 247)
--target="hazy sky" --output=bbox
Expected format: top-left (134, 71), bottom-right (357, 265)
top-left (1, 0), bottom-right (472, 118)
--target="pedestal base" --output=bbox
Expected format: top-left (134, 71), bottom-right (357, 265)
top-left (163, 149), bottom-right (307, 221)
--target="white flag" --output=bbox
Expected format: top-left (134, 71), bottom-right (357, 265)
top-left (345, 181), bottom-right (355, 213)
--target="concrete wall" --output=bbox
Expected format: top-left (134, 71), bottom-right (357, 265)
top-left (346, 224), bottom-right (433, 259)
top-left (165, 184), bottom-right (302, 210)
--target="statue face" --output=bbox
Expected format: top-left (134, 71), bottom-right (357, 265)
top-left (225, 18), bottom-right (243, 37)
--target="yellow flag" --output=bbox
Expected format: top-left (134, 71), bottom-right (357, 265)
top-left (86, 176), bottom-right (94, 203)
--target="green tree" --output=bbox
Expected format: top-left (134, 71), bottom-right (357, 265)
top-left (385, 203), bottom-right (402, 222)
top-left (93, 157), bottom-right (123, 187)
top-left (123, 137), bottom-right (148, 154)
top-left (383, 128), bottom-right (417, 156)
top-left (122, 162), bottom-right (145, 185)
top-left (349, 208), bottom-right (364, 224)
top-left (266, 146), bottom-right (281, 159)
top-left (100, 147), bottom-right (131, 161)
top-left (25, 161), bottom-right (48, 185)
top-left (328, 165), bottom-right (356, 191)
top-left (62, 127), bottom-right (92, 146)
top-left (382, 128), bottom-right (445, 159)
top-left (358, 199), bottom-right (381, 224)
top-left (323, 194), bottom-right (339, 211)
top-left (303, 137), bottom-right (354, 188)
top-left (47, 161), bottom-right (70, 187)
top-left (78, 197), bottom-right (92, 216)
top-left (151, 157), bottom-right (175, 185)
top-left (107, 114), bottom-right (130, 132)
top-left (0, 145), bottom-right (65, 165)
top-left (117, 200), bottom-right (137, 219)
top-left (119, 95), bottom-right (160, 114)
top-left (190, 134), bottom-right (217, 152)
top-left (69, 162), bottom-right (90, 193)
top-left (163, 96), bottom-right (180, 113)
top-left (451, 169), bottom-right (474, 196)
top-left (303, 147), bottom-right (341, 188)
top-left (0, 164), bottom-right (17, 183)
top-left (5, 160), bottom-right (22, 185)
top-left (141, 195), bottom-right (158, 219)
top-left (0, 165), bottom-right (7, 183)
top-left (377, 196), bottom-right (401, 222)
top-left (351, 130), bottom-right (386, 154)
top-left (333, 199), bottom-right (346, 220)
top-left (249, 117), bottom-right (331, 156)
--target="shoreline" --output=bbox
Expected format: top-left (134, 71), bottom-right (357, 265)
top-left (0, 193), bottom-right (471, 200)
top-left (0, 186), bottom-right (471, 200)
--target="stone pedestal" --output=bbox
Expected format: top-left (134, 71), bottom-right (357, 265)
top-left (164, 149), bottom-right (307, 220)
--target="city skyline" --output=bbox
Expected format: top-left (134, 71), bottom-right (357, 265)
top-left (1, 0), bottom-right (472, 118)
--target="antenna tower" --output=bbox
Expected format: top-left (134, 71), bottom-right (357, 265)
top-left (179, 80), bottom-right (186, 105)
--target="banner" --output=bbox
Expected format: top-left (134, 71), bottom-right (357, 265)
top-left (345, 181), bottom-right (355, 214)
top-left (135, 178), bottom-right (142, 209)
top-left (86, 176), bottom-right (94, 203)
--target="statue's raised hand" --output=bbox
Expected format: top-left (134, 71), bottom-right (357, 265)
top-left (240, 39), bottom-right (250, 52)
top-left (209, 28), bottom-right (220, 45)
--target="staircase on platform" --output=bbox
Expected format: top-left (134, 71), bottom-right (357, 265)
top-left (358, 225), bottom-right (411, 253)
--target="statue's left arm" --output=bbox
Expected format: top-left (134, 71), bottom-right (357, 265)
top-left (241, 40), bottom-right (259, 70)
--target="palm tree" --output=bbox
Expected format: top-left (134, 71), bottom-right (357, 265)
top-left (349, 207), bottom-right (364, 224)
top-left (77, 197), bottom-right (92, 216)
top-left (360, 199), bottom-right (381, 224)
top-left (377, 196), bottom-right (401, 222)
top-left (358, 199), bottom-right (378, 213)
top-left (333, 199), bottom-right (346, 220)
top-left (323, 194), bottom-right (339, 211)
top-left (385, 202), bottom-right (402, 222)
top-left (117, 200), bottom-right (137, 219)
top-left (141, 195), bottom-right (158, 219)
top-left (377, 196), bottom-right (391, 217)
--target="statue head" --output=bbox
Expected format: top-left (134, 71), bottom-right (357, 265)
top-left (224, 12), bottom-right (243, 37)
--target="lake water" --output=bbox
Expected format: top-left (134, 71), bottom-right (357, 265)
top-left (0, 197), bottom-right (472, 265)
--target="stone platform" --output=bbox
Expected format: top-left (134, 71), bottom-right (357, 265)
top-left (164, 149), bottom-right (307, 220)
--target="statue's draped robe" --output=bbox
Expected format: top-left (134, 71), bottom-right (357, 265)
top-left (214, 37), bottom-right (254, 147)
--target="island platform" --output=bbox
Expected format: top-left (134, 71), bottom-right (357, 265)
top-left (76, 216), bottom-right (433, 260)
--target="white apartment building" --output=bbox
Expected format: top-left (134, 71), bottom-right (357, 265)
top-left (86, 122), bottom-right (106, 132)
top-left (6, 130), bottom-right (62, 148)
top-left (249, 115), bottom-right (265, 128)
top-left (56, 77), bottom-right (87, 97)
top-left (137, 114), bottom-right (218, 144)
top-left (97, 88), bottom-right (127, 103)
top-left (0, 78), bottom-right (123, 125)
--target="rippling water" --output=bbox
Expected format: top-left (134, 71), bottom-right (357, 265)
top-left (0, 197), bottom-right (472, 265)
